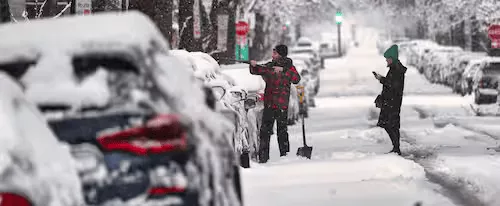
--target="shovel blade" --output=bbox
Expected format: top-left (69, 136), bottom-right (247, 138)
top-left (296, 146), bottom-right (313, 159)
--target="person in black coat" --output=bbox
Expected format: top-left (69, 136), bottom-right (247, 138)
top-left (373, 45), bottom-right (407, 155)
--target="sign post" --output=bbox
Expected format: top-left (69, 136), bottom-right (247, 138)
top-left (235, 21), bottom-right (250, 61)
top-left (488, 25), bottom-right (500, 49)
top-left (335, 11), bottom-right (343, 57)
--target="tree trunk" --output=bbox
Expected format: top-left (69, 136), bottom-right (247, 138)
top-left (249, 12), bottom-right (266, 60)
top-left (178, 0), bottom-right (202, 51)
top-left (209, 0), bottom-right (237, 64)
top-left (128, 0), bottom-right (173, 46)
top-left (41, 0), bottom-right (57, 17)
top-left (0, 0), bottom-right (11, 23)
top-left (153, 0), bottom-right (173, 46)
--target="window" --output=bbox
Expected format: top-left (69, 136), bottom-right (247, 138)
top-left (71, 54), bottom-right (161, 114)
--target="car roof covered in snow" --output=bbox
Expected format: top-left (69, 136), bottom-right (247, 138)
top-left (0, 11), bottom-right (169, 64)
top-left (220, 65), bottom-right (265, 92)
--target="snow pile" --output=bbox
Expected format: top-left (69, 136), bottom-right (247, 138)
top-left (0, 73), bottom-right (83, 206)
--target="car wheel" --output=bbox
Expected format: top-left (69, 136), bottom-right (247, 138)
top-left (474, 91), bottom-right (484, 105)
top-left (233, 165), bottom-right (243, 202)
top-left (240, 152), bottom-right (250, 168)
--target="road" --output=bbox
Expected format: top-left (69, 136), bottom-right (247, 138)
top-left (242, 28), bottom-right (500, 206)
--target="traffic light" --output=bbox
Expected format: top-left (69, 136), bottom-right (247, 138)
top-left (336, 11), bottom-right (343, 25)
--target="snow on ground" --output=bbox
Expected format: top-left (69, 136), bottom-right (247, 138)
top-left (243, 27), bottom-right (500, 206)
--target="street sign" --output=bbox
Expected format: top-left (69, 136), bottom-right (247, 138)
top-left (236, 21), bottom-right (249, 36)
top-left (488, 25), bottom-right (500, 40)
top-left (75, 0), bottom-right (92, 16)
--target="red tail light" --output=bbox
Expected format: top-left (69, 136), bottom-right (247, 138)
top-left (0, 193), bottom-right (32, 206)
top-left (148, 187), bottom-right (185, 196)
top-left (97, 114), bottom-right (187, 155)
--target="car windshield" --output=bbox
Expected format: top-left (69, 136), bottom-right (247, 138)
top-left (292, 49), bottom-right (314, 54)
top-left (483, 62), bottom-right (500, 76)
top-left (297, 42), bottom-right (312, 47)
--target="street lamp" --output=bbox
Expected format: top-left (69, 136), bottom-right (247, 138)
top-left (335, 11), bottom-right (343, 57)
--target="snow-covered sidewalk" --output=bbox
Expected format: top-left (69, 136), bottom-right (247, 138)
top-left (242, 27), bottom-right (500, 206)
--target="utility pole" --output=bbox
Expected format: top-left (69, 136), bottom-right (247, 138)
top-left (336, 11), bottom-right (343, 57)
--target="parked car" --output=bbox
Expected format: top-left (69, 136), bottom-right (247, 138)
top-left (220, 64), bottom-right (302, 160)
top-left (292, 37), bottom-right (323, 68)
top-left (471, 57), bottom-right (500, 104)
top-left (0, 11), bottom-right (243, 206)
top-left (0, 72), bottom-right (84, 206)
top-left (460, 59), bottom-right (488, 96)
top-left (318, 41), bottom-right (339, 59)
top-left (169, 50), bottom-right (255, 168)
top-left (447, 52), bottom-right (487, 93)
top-left (289, 54), bottom-right (320, 99)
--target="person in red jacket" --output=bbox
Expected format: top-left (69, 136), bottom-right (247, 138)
top-left (249, 44), bottom-right (301, 163)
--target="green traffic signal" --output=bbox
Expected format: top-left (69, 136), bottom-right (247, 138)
top-left (335, 11), bottom-right (343, 24)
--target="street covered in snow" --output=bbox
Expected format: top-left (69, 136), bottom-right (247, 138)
top-left (243, 28), bottom-right (500, 206)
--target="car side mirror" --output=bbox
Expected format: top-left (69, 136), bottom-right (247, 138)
top-left (211, 86), bottom-right (226, 101)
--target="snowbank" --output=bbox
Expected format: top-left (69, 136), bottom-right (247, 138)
top-left (0, 73), bottom-right (83, 206)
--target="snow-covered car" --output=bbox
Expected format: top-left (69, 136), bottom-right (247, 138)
top-left (460, 59), bottom-right (487, 96)
top-left (0, 72), bottom-right (84, 206)
top-left (221, 63), bottom-right (301, 123)
top-left (422, 46), bottom-right (463, 83)
top-left (169, 50), bottom-right (255, 168)
top-left (220, 63), bottom-right (302, 159)
top-left (0, 12), bottom-right (242, 206)
top-left (446, 52), bottom-right (487, 93)
top-left (292, 37), bottom-right (323, 69)
top-left (289, 54), bottom-right (320, 98)
top-left (471, 58), bottom-right (500, 104)
top-left (293, 60), bottom-right (313, 114)
top-left (319, 41), bottom-right (339, 59)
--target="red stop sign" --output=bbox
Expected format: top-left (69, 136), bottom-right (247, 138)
top-left (488, 25), bottom-right (500, 40)
top-left (236, 21), bottom-right (249, 36)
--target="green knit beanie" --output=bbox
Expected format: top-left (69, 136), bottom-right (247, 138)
top-left (383, 44), bottom-right (399, 61)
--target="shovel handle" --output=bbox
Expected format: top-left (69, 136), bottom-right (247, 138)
top-left (302, 115), bottom-right (307, 146)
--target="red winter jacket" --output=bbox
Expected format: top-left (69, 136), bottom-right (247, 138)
top-left (250, 58), bottom-right (301, 110)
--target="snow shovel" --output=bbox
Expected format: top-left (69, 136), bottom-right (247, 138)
top-left (296, 86), bottom-right (312, 159)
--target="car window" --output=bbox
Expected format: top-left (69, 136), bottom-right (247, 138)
top-left (483, 62), bottom-right (500, 76)
top-left (71, 54), bottom-right (163, 114)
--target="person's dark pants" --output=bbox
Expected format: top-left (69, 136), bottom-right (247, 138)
top-left (258, 107), bottom-right (290, 163)
top-left (384, 127), bottom-right (400, 151)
